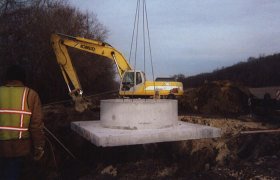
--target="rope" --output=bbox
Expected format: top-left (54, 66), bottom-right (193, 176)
top-left (44, 126), bottom-right (77, 159)
top-left (45, 136), bottom-right (58, 170)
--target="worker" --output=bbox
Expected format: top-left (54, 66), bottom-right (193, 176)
top-left (0, 65), bottom-right (45, 179)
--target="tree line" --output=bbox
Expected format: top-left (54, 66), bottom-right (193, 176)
top-left (180, 53), bottom-right (280, 88)
top-left (0, 0), bottom-right (117, 103)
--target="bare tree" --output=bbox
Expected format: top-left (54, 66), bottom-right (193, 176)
top-left (0, 0), bottom-right (115, 103)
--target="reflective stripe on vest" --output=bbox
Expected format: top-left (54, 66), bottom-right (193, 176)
top-left (0, 126), bottom-right (28, 131)
top-left (0, 110), bottom-right (32, 115)
top-left (0, 87), bottom-right (32, 140)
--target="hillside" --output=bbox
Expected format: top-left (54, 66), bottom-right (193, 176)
top-left (183, 53), bottom-right (280, 88)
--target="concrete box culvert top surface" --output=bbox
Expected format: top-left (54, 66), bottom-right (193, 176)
top-left (100, 99), bottom-right (178, 130)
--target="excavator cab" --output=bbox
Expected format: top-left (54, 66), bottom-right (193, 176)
top-left (121, 70), bottom-right (145, 91)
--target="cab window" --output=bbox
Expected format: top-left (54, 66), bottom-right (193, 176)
top-left (123, 72), bottom-right (134, 83)
top-left (136, 72), bottom-right (142, 85)
top-left (123, 72), bottom-right (142, 85)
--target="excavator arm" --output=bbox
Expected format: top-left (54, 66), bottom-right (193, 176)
top-left (51, 33), bottom-right (132, 95)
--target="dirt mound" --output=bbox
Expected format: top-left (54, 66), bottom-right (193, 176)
top-left (179, 80), bottom-right (251, 116)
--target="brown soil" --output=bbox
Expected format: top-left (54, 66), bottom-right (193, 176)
top-left (21, 103), bottom-right (280, 179)
top-left (179, 81), bottom-right (251, 117)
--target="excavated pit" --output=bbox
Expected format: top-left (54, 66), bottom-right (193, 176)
top-left (71, 99), bottom-right (221, 147)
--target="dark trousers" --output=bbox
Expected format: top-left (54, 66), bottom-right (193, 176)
top-left (0, 157), bottom-right (23, 180)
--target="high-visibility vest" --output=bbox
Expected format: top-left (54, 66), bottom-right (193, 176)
top-left (0, 86), bottom-right (32, 140)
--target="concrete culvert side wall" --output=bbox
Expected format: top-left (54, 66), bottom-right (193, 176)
top-left (100, 99), bottom-right (178, 130)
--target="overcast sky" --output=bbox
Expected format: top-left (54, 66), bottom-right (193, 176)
top-left (68, 0), bottom-right (280, 78)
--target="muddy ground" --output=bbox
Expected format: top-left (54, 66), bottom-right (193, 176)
top-left (22, 102), bottom-right (280, 180)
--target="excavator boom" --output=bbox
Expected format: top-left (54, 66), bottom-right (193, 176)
top-left (51, 33), bottom-right (132, 94)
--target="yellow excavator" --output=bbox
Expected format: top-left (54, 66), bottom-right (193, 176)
top-left (51, 33), bottom-right (183, 102)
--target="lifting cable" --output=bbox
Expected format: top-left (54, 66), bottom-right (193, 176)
top-left (128, 0), bottom-right (140, 64)
top-left (142, 0), bottom-right (146, 96)
top-left (129, 0), bottom-right (156, 98)
top-left (144, 0), bottom-right (156, 96)
top-left (132, 0), bottom-right (140, 98)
